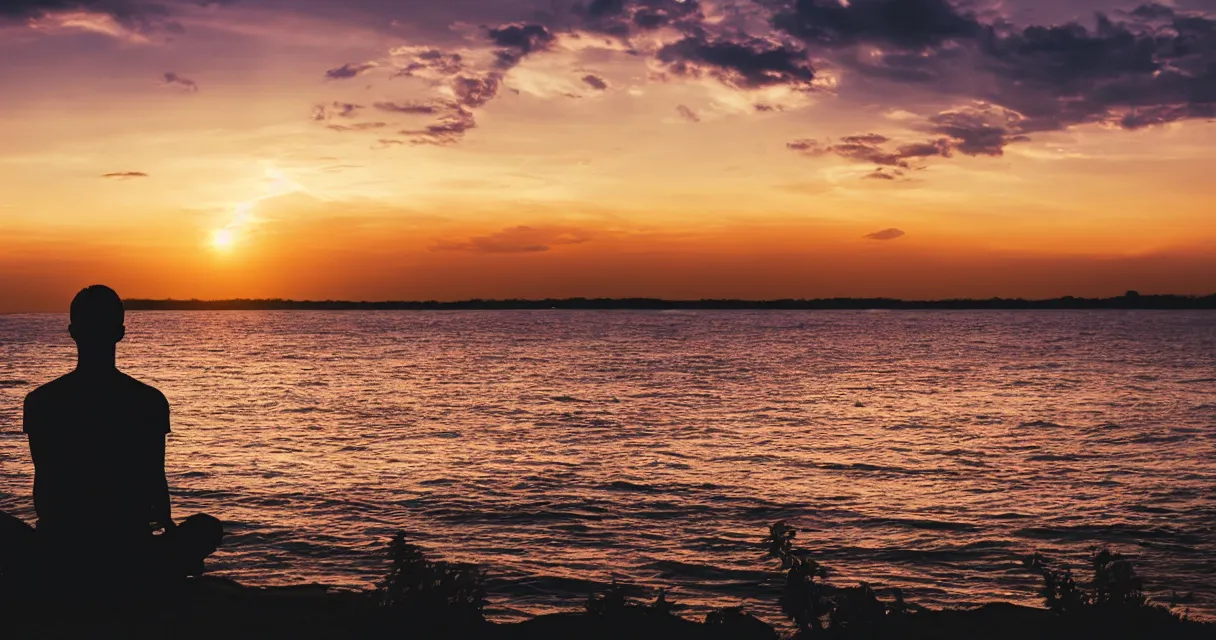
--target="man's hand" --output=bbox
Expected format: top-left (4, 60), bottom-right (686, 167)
top-left (151, 518), bottom-right (178, 535)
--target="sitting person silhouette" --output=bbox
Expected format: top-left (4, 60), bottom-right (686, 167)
top-left (0, 285), bottom-right (223, 597)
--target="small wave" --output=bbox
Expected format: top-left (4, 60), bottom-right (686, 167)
top-left (816, 462), bottom-right (960, 477)
top-left (860, 517), bottom-right (979, 532)
top-left (1016, 524), bottom-right (1199, 544)
top-left (1019, 420), bottom-right (1065, 428)
top-left (883, 423), bottom-right (937, 431)
top-left (1027, 453), bottom-right (1084, 462)
top-left (603, 480), bottom-right (661, 494)
top-left (281, 407), bottom-right (323, 414)
top-left (1179, 377), bottom-right (1216, 384)
top-left (0, 380), bottom-right (29, 388)
top-left (643, 559), bottom-right (772, 582)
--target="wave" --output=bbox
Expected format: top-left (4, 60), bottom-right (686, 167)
top-left (603, 481), bottom-right (662, 494)
top-left (1027, 453), bottom-right (1085, 462)
top-left (814, 462), bottom-right (961, 477)
top-left (858, 517), bottom-right (980, 532)
top-left (1016, 523), bottom-right (1202, 544)
top-left (1019, 420), bottom-right (1067, 428)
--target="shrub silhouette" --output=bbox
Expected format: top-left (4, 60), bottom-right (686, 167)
top-left (376, 531), bottom-right (486, 623)
top-left (1023, 548), bottom-right (1183, 624)
top-left (586, 581), bottom-right (685, 618)
top-left (765, 521), bottom-right (912, 636)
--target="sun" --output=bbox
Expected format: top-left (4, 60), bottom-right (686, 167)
top-left (211, 228), bottom-right (236, 251)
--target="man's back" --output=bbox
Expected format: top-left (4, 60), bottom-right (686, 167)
top-left (23, 370), bottom-right (169, 541)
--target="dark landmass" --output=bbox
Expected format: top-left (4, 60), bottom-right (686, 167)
top-left (124, 292), bottom-right (1216, 311)
top-left (4, 524), bottom-right (1211, 639)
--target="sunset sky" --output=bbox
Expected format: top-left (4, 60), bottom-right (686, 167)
top-left (2, 0), bottom-right (1215, 311)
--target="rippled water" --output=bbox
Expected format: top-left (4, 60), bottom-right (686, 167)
top-left (1, 311), bottom-right (1214, 622)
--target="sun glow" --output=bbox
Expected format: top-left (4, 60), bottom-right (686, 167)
top-left (212, 228), bottom-right (236, 251)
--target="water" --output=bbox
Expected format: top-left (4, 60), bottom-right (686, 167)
top-left (1, 311), bottom-right (1214, 622)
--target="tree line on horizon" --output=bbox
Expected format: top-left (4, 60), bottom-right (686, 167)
top-left (122, 292), bottom-right (1216, 311)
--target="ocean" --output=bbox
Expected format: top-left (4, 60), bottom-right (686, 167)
top-left (1, 310), bottom-right (1213, 622)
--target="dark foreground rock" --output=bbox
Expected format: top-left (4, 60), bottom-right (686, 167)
top-left (3, 578), bottom-right (1211, 640)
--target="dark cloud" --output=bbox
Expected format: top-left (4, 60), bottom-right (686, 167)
top-left (488, 23), bottom-right (556, 69)
top-left (162, 71), bottom-right (197, 92)
top-left (101, 171), bottom-right (148, 179)
top-left (312, 101), bottom-right (366, 120)
top-left (656, 34), bottom-right (815, 89)
top-left (923, 107), bottom-right (1029, 156)
top-left (840, 133), bottom-right (888, 145)
top-left (975, 8), bottom-right (1216, 133)
top-left (307, 0), bottom-right (1215, 156)
top-left (582, 74), bottom-right (609, 90)
top-left (676, 104), bottom-right (700, 122)
top-left (391, 47), bottom-right (464, 78)
top-left (373, 100), bottom-right (451, 115)
top-left (332, 102), bottom-right (362, 117)
top-left (430, 226), bottom-right (592, 253)
top-left (788, 104), bottom-right (1033, 176)
top-left (324, 61), bottom-right (377, 80)
top-left (786, 138), bottom-right (824, 154)
top-left (862, 168), bottom-right (907, 181)
top-left (864, 227), bottom-right (906, 239)
top-left (0, 0), bottom-right (199, 34)
top-left (787, 134), bottom-right (911, 167)
top-left (769, 1), bottom-right (1216, 138)
top-left (327, 122), bottom-right (387, 132)
top-left (578, 0), bottom-right (704, 37)
top-left (400, 107), bottom-right (477, 145)
top-left (773, 0), bottom-right (981, 51)
top-left (453, 75), bottom-right (501, 108)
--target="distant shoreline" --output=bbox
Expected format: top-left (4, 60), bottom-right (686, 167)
top-left (121, 293), bottom-right (1216, 311)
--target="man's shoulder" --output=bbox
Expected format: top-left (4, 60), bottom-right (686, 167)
top-left (24, 371), bottom-right (168, 408)
top-left (24, 372), bottom-right (77, 407)
top-left (117, 372), bottom-right (169, 408)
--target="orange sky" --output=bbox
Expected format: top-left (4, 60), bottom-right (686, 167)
top-left (2, 0), bottom-right (1215, 312)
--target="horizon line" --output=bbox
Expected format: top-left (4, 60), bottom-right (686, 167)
top-left (105, 292), bottom-right (1216, 312)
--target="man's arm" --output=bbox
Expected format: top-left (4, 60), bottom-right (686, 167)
top-left (23, 393), bottom-right (51, 522)
top-left (150, 392), bottom-right (173, 531)
top-left (151, 434), bottom-right (173, 530)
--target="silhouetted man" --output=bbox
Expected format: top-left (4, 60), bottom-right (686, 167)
top-left (0, 285), bottom-right (223, 597)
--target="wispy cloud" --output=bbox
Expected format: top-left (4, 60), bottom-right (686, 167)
top-left (163, 72), bottom-right (198, 93)
top-left (101, 171), bottom-right (148, 180)
top-left (324, 61), bottom-right (377, 80)
top-left (864, 228), bottom-right (906, 240)
top-left (676, 105), bottom-right (700, 123)
top-left (431, 226), bottom-right (593, 253)
top-left (582, 74), bottom-right (609, 91)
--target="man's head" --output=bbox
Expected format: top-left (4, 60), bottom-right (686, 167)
top-left (69, 285), bottom-right (126, 347)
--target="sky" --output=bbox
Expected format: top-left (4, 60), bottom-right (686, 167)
top-left (1, 0), bottom-right (1215, 311)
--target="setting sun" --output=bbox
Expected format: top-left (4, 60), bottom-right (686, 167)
top-left (212, 228), bottom-right (236, 251)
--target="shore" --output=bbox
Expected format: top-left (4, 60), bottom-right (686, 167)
top-left (4, 576), bottom-right (1212, 639)
top-left (4, 525), bottom-right (1211, 639)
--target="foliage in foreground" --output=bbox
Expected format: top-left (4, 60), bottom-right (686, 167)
top-left (765, 521), bottom-right (914, 636)
top-left (376, 531), bottom-right (486, 623)
top-left (372, 522), bottom-right (1201, 637)
top-left (1023, 549), bottom-right (1185, 623)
